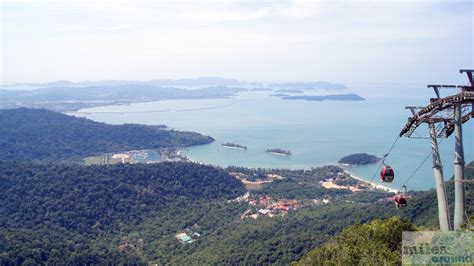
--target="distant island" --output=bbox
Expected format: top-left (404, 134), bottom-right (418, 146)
top-left (0, 85), bottom-right (248, 111)
top-left (338, 153), bottom-right (381, 165)
top-left (1, 79), bottom-right (353, 111)
top-left (221, 142), bottom-right (247, 150)
top-left (265, 148), bottom-right (292, 156)
top-left (281, 94), bottom-right (365, 101)
top-left (5, 77), bottom-right (244, 88)
top-left (272, 81), bottom-right (347, 90)
top-left (270, 93), bottom-right (290, 97)
top-left (275, 89), bottom-right (304, 93)
top-left (250, 88), bottom-right (273, 91)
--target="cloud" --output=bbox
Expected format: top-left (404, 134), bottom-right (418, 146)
top-left (1, 0), bottom-right (472, 83)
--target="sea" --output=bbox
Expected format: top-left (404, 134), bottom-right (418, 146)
top-left (68, 82), bottom-right (473, 191)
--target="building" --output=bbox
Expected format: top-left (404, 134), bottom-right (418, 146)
top-left (250, 214), bottom-right (259, 219)
top-left (112, 153), bottom-right (130, 159)
top-left (112, 153), bottom-right (130, 164)
top-left (178, 235), bottom-right (193, 244)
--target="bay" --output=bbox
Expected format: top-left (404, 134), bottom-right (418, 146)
top-left (69, 83), bottom-right (473, 191)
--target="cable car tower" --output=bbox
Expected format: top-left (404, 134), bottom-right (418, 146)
top-left (400, 69), bottom-right (474, 231)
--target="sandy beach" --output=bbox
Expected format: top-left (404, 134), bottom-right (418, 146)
top-left (345, 171), bottom-right (399, 194)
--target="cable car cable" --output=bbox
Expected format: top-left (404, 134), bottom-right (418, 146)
top-left (385, 135), bottom-right (401, 160)
top-left (397, 138), bottom-right (446, 191)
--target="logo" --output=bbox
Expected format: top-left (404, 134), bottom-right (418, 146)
top-left (402, 231), bottom-right (473, 265)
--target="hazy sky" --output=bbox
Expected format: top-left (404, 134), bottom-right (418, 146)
top-left (1, 0), bottom-right (473, 84)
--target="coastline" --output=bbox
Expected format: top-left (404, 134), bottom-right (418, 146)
top-left (345, 171), bottom-right (399, 194)
top-left (174, 151), bottom-right (397, 193)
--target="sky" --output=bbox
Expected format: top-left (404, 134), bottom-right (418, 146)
top-left (1, 0), bottom-right (473, 84)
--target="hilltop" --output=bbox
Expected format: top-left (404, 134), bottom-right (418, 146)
top-left (294, 217), bottom-right (417, 265)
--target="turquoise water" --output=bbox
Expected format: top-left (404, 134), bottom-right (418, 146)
top-left (69, 84), bottom-right (473, 191)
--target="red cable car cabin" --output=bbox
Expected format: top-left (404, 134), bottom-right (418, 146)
top-left (380, 165), bottom-right (395, 182)
top-left (394, 194), bottom-right (407, 209)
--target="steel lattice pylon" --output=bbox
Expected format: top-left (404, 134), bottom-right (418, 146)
top-left (400, 69), bottom-right (474, 231)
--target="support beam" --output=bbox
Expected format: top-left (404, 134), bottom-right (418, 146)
top-left (459, 69), bottom-right (474, 87)
top-left (453, 104), bottom-right (466, 230)
top-left (429, 123), bottom-right (451, 231)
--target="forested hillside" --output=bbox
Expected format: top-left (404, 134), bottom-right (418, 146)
top-left (0, 161), bottom-right (392, 265)
top-left (0, 108), bottom-right (213, 161)
top-left (174, 203), bottom-right (398, 264)
top-left (0, 160), bottom-right (472, 264)
top-left (0, 161), bottom-right (391, 264)
top-left (294, 217), bottom-right (417, 265)
top-left (0, 161), bottom-right (245, 264)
